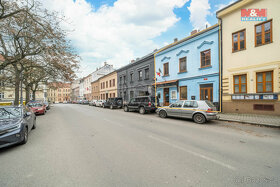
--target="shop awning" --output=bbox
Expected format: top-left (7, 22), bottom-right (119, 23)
top-left (153, 80), bottom-right (179, 88)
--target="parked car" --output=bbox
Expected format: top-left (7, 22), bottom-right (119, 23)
top-left (27, 102), bottom-right (47, 115)
top-left (44, 102), bottom-right (50, 110)
top-left (103, 97), bottom-right (123, 109)
top-left (123, 96), bottom-right (158, 114)
top-left (82, 100), bottom-right (89, 105)
top-left (89, 100), bottom-right (97, 106)
top-left (0, 106), bottom-right (36, 149)
top-left (156, 100), bottom-right (218, 124)
top-left (96, 100), bottom-right (106, 107)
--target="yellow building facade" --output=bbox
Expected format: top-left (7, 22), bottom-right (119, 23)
top-left (217, 0), bottom-right (280, 115)
top-left (99, 71), bottom-right (117, 100)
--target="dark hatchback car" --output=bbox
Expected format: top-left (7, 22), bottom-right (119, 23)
top-left (0, 106), bottom-right (36, 149)
top-left (103, 97), bottom-right (123, 109)
top-left (123, 96), bottom-right (158, 114)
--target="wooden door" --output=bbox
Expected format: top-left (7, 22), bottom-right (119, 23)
top-left (163, 88), bottom-right (170, 106)
top-left (200, 84), bottom-right (213, 101)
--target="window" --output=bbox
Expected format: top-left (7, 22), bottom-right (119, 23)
top-left (138, 71), bottom-right (142, 80)
top-left (103, 82), bottom-right (105, 89)
top-left (113, 79), bottom-right (115, 86)
top-left (171, 90), bottom-right (177, 99)
top-left (163, 63), bottom-right (169, 76)
top-left (183, 101), bottom-right (198, 108)
top-left (106, 81), bottom-right (108, 88)
top-left (180, 86), bottom-right (187, 100)
top-left (171, 101), bottom-right (184, 107)
top-left (200, 49), bottom-right (211, 68)
top-left (234, 74), bottom-right (247, 93)
top-left (255, 20), bottom-right (272, 46)
top-left (232, 30), bottom-right (246, 52)
top-left (130, 73), bottom-right (133, 82)
top-left (0, 92), bottom-right (4, 99)
top-left (256, 71), bottom-right (273, 93)
top-left (145, 68), bottom-right (149, 79)
top-left (124, 76), bottom-right (126, 84)
top-left (254, 104), bottom-right (274, 111)
top-left (0, 81), bottom-right (4, 87)
top-left (119, 77), bottom-right (122, 84)
top-left (179, 57), bottom-right (187, 72)
top-left (109, 80), bottom-right (112, 87)
top-left (130, 91), bottom-right (134, 99)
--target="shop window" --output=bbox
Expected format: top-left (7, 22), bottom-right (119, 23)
top-left (255, 20), bottom-right (272, 46)
top-left (234, 74), bottom-right (247, 93)
top-left (180, 86), bottom-right (187, 100)
top-left (256, 71), bottom-right (273, 93)
top-left (179, 57), bottom-right (187, 72)
top-left (171, 90), bottom-right (177, 99)
top-left (232, 30), bottom-right (246, 52)
top-left (200, 49), bottom-right (211, 68)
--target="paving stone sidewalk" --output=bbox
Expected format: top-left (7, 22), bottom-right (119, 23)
top-left (218, 113), bottom-right (280, 127)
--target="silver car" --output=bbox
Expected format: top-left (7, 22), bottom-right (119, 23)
top-left (156, 100), bottom-right (218, 124)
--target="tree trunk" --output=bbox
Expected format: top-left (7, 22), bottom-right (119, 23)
top-left (14, 69), bottom-right (20, 105)
top-left (32, 90), bottom-right (36, 100)
top-left (25, 85), bottom-right (30, 103)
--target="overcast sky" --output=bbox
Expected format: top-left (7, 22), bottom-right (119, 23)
top-left (39, 0), bottom-right (236, 78)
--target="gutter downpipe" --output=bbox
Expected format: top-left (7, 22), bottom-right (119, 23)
top-left (218, 17), bottom-right (223, 113)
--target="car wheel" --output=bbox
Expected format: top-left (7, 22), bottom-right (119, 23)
top-left (139, 107), bottom-right (145, 115)
top-left (32, 118), bottom-right (36, 129)
top-left (110, 105), bottom-right (113, 110)
top-left (124, 106), bottom-right (129, 112)
top-left (20, 126), bottom-right (28, 145)
top-left (193, 113), bottom-right (206, 124)
top-left (159, 110), bottom-right (167, 118)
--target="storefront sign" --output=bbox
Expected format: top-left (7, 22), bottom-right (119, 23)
top-left (241, 9), bottom-right (267, 21)
top-left (232, 94), bottom-right (278, 100)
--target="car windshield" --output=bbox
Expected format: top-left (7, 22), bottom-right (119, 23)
top-left (0, 107), bottom-right (22, 119)
top-left (28, 103), bottom-right (43, 107)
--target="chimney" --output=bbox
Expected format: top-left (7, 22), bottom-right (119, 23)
top-left (154, 49), bottom-right (158, 52)
top-left (136, 58), bottom-right (140, 61)
top-left (104, 61), bottom-right (107, 66)
top-left (191, 29), bottom-right (198, 35)
top-left (174, 38), bottom-right (178, 43)
top-left (131, 60), bottom-right (135, 63)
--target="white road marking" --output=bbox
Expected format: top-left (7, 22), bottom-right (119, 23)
top-left (149, 135), bottom-right (236, 171)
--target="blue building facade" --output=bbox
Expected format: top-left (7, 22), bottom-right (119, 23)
top-left (155, 25), bottom-right (220, 108)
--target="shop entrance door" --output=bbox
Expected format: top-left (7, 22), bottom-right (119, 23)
top-left (163, 88), bottom-right (170, 106)
top-left (200, 84), bottom-right (213, 101)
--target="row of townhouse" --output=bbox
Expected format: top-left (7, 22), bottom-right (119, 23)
top-left (47, 82), bottom-right (71, 103)
top-left (71, 0), bottom-right (279, 115)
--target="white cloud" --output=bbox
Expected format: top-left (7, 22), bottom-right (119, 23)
top-left (187, 0), bottom-right (210, 30)
top-left (39, 0), bottom-right (188, 77)
top-left (215, 0), bottom-right (236, 11)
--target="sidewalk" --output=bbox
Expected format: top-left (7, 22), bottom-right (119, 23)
top-left (217, 113), bottom-right (280, 128)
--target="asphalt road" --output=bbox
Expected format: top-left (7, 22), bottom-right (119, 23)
top-left (0, 104), bottom-right (279, 187)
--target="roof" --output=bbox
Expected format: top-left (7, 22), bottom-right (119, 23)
top-left (216, 0), bottom-right (254, 18)
top-left (116, 52), bottom-right (155, 72)
top-left (155, 24), bottom-right (219, 56)
top-left (0, 55), bottom-right (5, 62)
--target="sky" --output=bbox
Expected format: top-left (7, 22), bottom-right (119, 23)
top-left (39, 0), bottom-right (236, 78)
